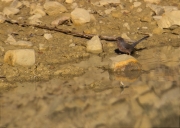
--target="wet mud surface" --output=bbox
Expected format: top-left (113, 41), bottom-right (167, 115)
top-left (0, 0), bottom-right (180, 128)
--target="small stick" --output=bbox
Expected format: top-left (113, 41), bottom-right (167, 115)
top-left (5, 19), bottom-right (117, 41)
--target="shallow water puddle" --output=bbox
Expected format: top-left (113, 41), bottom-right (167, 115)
top-left (1, 47), bottom-right (179, 128)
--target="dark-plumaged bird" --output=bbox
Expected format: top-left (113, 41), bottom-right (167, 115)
top-left (116, 35), bottom-right (149, 55)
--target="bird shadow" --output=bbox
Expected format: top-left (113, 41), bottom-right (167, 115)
top-left (114, 47), bottom-right (147, 55)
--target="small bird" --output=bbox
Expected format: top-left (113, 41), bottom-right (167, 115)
top-left (116, 35), bottom-right (149, 55)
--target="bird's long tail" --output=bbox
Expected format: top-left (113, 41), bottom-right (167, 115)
top-left (132, 35), bottom-right (149, 47)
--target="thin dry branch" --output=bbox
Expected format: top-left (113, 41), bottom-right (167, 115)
top-left (5, 19), bottom-right (117, 41)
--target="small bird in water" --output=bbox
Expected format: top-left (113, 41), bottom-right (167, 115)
top-left (116, 35), bottom-right (149, 55)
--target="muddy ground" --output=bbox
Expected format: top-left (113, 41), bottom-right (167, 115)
top-left (0, 0), bottom-right (180, 128)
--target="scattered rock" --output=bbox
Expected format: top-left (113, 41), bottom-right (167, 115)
top-left (10, 0), bottom-right (22, 9)
top-left (152, 27), bottom-right (163, 35)
top-left (0, 46), bottom-right (4, 56)
top-left (133, 2), bottom-right (141, 8)
top-left (4, 49), bottom-right (35, 66)
top-left (65, 0), bottom-right (74, 4)
top-left (69, 43), bottom-right (76, 47)
top-left (39, 44), bottom-right (48, 51)
top-left (144, 0), bottom-right (161, 4)
top-left (43, 1), bottom-right (67, 15)
top-left (30, 3), bottom-right (46, 16)
top-left (109, 55), bottom-right (141, 72)
top-left (44, 33), bottom-right (53, 40)
top-left (157, 11), bottom-right (180, 28)
top-left (147, 4), bottom-right (178, 16)
top-left (28, 14), bottom-right (42, 24)
top-left (137, 8), bottom-right (142, 12)
top-left (71, 8), bottom-right (90, 25)
top-left (0, 14), bottom-right (6, 23)
top-left (95, 0), bottom-right (120, 6)
top-left (5, 34), bottom-right (16, 44)
top-left (3, 7), bottom-right (19, 16)
top-left (51, 16), bottom-right (70, 26)
top-left (71, 3), bottom-right (78, 9)
top-left (1, 0), bottom-right (13, 2)
top-left (14, 41), bottom-right (33, 47)
top-left (104, 7), bottom-right (115, 15)
top-left (86, 36), bottom-right (102, 54)
top-left (121, 33), bottom-right (133, 42)
top-left (22, 1), bottom-right (30, 7)
top-left (5, 35), bottom-right (33, 47)
top-left (123, 23), bottom-right (130, 30)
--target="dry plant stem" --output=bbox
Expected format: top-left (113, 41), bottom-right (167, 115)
top-left (5, 19), bottom-right (117, 41)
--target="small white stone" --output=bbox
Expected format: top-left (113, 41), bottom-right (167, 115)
top-left (71, 8), bottom-right (90, 25)
top-left (43, 1), bottom-right (67, 15)
top-left (123, 23), bottom-right (130, 30)
top-left (137, 8), bottom-right (142, 12)
top-left (104, 7), bottom-right (115, 15)
top-left (1, 0), bottom-right (13, 2)
top-left (5, 34), bottom-right (16, 44)
top-left (86, 36), bottom-right (102, 54)
top-left (39, 43), bottom-right (48, 51)
top-left (144, 0), bottom-right (161, 4)
top-left (142, 27), bottom-right (148, 29)
top-left (4, 49), bottom-right (35, 66)
top-left (133, 2), bottom-right (141, 7)
top-left (98, 0), bottom-right (120, 6)
top-left (44, 33), bottom-right (52, 40)
top-left (69, 43), bottom-right (76, 47)
top-left (15, 40), bottom-right (33, 47)
top-left (65, 0), bottom-right (74, 4)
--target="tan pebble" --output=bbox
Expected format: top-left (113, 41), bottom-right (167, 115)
top-left (109, 55), bottom-right (141, 72)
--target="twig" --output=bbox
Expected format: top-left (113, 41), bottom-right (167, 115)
top-left (5, 19), bottom-right (117, 41)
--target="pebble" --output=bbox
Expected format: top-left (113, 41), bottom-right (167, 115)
top-left (1, 0), bottom-right (13, 2)
top-left (144, 0), bottom-right (161, 4)
top-left (157, 11), bottom-right (180, 28)
top-left (137, 8), bottom-right (142, 12)
top-left (109, 55), bottom-right (141, 72)
top-left (30, 4), bottom-right (46, 17)
top-left (133, 2), bottom-right (141, 7)
top-left (4, 49), bottom-right (35, 66)
top-left (44, 33), bottom-right (52, 40)
top-left (39, 44), bottom-right (48, 51)
top-left (5, 34), bottom-right (16, 44)
top-left (123, 23), bottom-right (130, 30)
top-left (51, 16), bottom-right (70, 26)
top-left (98, 0), bottom-right (120, 6)
top-left (15, 41), bottom-right (33, 47)
top-left (3, 7), bottom-right (19, 16)
top-left (69, 43), bottom-right (76, 47)
top-left (86, 36), bottom-right (102, 54)
top-left (10, 0), bottom-right (22, 8)
top-left (71, 3), bottom-right (78, 9)
top-left (71, 8), bottom-right (90, 25)
top-left (28, 14), bottom-right (42, 24)
top-left (43, 1), bottom-right (67, 15)
top-left (65, 0), bottom-right (74, 4)
top-left (104, 7), bottom-right (115, 15)
top-left (0, 14), bottom-right (6, 23)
